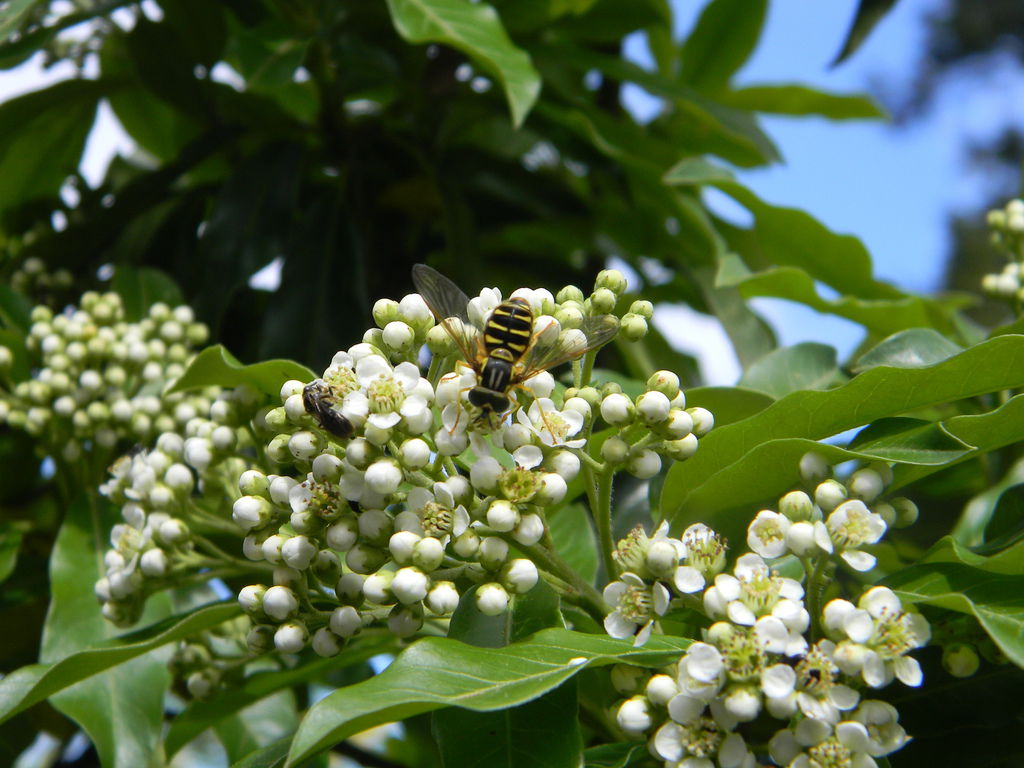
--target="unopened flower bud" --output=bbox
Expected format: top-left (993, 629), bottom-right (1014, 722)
top-left (232, 495), bottom-right (273, 531)
top-left (427, 581), bottom-right (460, 614)
top-left (476, 582), bottom-right (510, 616)
top-left (346, 543), bottom-right (388, 574)
top-left (892, 497), bottom-right (919, 527)
top-left (646, 674), bottom-right (679, 706)
top-left (636, 391), bottom-right (671, 425)
top-left (478, 536), bottom-right (509, 570)
top-left (815, 479), bottom-right (847, 513)
top-left (601, 436), bottom-right (629, 465)
top-left (246, 625), bottom-right (275, 654)
top-left (619, 313), bottom-right (647, 341)
top-left (943, 643), bottom-right (980, 678)
top-left (629, 299), bottom-right (654, 319)
top-left (590, 287), bottom-right (617, 313)
top-left (779, 490), bottom-right (814, 522)
top-left (263, 586), bottom-right (299, 621)
top-left (312, 626), bottom-right (343, 657)
top-left (799, 452), bottom-right (830, 484)
top-left (664, 434), bottom-right (699, 461)
top-left (627, 449), bottom-right (661, 479)
top-left (600, 393), bottom-right (634, 425)
top-left (412, 536), bottom-right (445, 572)
top-left (330, 605), bottom-right (363, 637)
top-left (274, 621), bottom-right (309, 653)
top-left (487, 499), bottom-right (519, 532)
top-left (616, 696), bottom-right (652, 734)
top-left (372, 298), bottom-right (400, 328)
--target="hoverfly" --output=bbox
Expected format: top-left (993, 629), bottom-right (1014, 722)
top-left (411, 264), bottom-right (618, 429)
top-left (302, 379), bottom-right (354, 439)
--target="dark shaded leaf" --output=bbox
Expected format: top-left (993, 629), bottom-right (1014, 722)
top-left (678, 0), bottom-right (767, 93)
top-left (739, 342), bottom-right (840, 397)
top-left (168, 344), bottom-right (315, 397)
top-left (832, 0), bottom-right (897, 66)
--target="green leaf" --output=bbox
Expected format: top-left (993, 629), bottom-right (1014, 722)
top-left (36, 498), bottom-right (175, 768)
top-left (739, 343), bottom-right (840, 397)
top-left (0, 80), bottom-right (105, 227)
top-left (852, 328), bottom-right (963, 374)
top-left (231, 736), bottom-right (291, 768)
top-left (434, 584), bottom-right (580, 768)
top-left (166, 640), bottom-right (392, 757)
top-left (662, 428), bottom-right (970, 542)
top-left (718, 84), bottom-right (884, 119)
top-left (921, 535), bottom-right (1024, 576)
top-left (585, 742), bottom-right (647, 768)
top-left (384, 0), bottom-right (541, 127)
top-left (662, 334), bottom-right (1024, 525)
top-left (678, 0), bottom-right (767, 93)
top-left (886, 562), bottom-right (1024, 667)
top-left (894, 393), bottom-right (1024, 499)
top-left (952, 458), bottom-right (1024, 547)
top-left (662, 156), bottom-right (736, 186)
top-left (832, 0), bottom-right (897, 66)
top-left (0, 523), bottom-right (22, 584)
top-left (215, 691), bottom-right (298, 765)
top-left (168, 344), bottom-right (314, 397)
top-left (0, 0), bottom-right (41, 41)
top-left (286, 629), bottom-right (689, 766)
top-left (683, 386), bottom-right (775, 427)
top-left (111, 265), bottom-right (184, 321)
top-left (0, 601), bottom-right (239, 725)
top-left (0, 283), bottom-right (32, 331)
top-left (549, 503), bottom-right (599, 584)
top-left (715, 254), bottom-right (961, 340)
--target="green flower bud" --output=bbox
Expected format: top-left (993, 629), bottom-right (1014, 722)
top-left (646, 370), bottom-right (679, 398)
top-left (601, 436), bottom-right (629, 464)
top-left (266, 434), bottom-right (293, 464)
top-left (576, 386), bottom-right (601, 408)
top-left (590, 287), bottom-right (617, 314)
top-left (629, 299), bottom-right (654, 319)
top-left (554, 304), bottom-right (584, 330)
top-left (943, 643), bottom-right (980, 678)
top-left (619, 312), bottom-right (647, 342)
top-left (891, 497), bottom-right (919, 528)
top-left (595, 269), bottom-right (627, 295)
top-left (779, 490), bottom-right (814, 522)
top-left (556, 285), bottom-right (585, 304)
top-left (426, 324), bottom-right (456, 356)
top-left (372, 298), bottom-right (401, 329)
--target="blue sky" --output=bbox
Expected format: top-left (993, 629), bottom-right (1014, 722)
top-left (646, 0), bottom-right (1015, 382)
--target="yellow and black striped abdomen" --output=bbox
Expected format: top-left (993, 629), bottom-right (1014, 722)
top-left (483, 297), bottom-right (533, 362)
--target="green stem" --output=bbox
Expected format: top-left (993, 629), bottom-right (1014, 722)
top-left (580, 348), bottom-right (598, 388)
top-left (514, 539), bottom-right (606, 623)
top-left (590, 466), bottom-right (617, 583)
top-left (806, 554), bottom-right (833, 640)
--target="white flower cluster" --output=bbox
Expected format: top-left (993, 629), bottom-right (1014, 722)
top-left (97, 384), bottom-right (263, 626)
top-left (234, 353), bottom-right (551, 658)
top-left (0, 292), bottom-right (210, 462)
top-left (608, 455), bottom-right (929, 767)
top-left (746, 455), bottom-right (918, 572)
top-left (594, 370), bottom-right (713, 477)
top-left (983, 198), bottom-right (1024, 302)
top-left (604, 522), bottom-right (726, 645)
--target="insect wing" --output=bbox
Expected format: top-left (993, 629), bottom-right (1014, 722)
top-left (411, 264), bottom-right (470, 323)
top-left (411, 264), bottom-right (481, 366)
top-left (516, 314), bottom-right (619, 380)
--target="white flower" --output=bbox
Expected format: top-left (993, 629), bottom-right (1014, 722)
top-left (603, 572), bottom-right (669, 646)
top-left (516, 397), bottom-right (585, 448)
top-left (355, 357), bottom-right (431, 433)
top-left (846, 700), bottom-right (909, 756)
top-left (827, 499), bottom-right (887, 571)
top-left (747, 510), bottom-right (791, 559)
